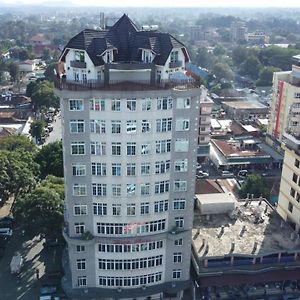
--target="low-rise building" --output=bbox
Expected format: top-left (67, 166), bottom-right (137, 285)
top-left (222, 100), bottom-right (269, 121)
top-left (192, 198), bottom-right (300, 298)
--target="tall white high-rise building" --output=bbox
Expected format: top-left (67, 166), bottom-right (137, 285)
top-left (56, 14), bottom-right (206, 300)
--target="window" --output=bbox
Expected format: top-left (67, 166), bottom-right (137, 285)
top-left (172, 269), bottom-right (181, 279)
top-left (155, 160), bottom-right (170, 174)
top-left (175, 217), bottom-right (184, 228)
top-left (112, 142), bottom-right (121, 156)
top-left (126, 120), bottom-right (137, 134)
top-left (127, 184), bottom-right (136, 196)
top-left (92, 183), bottom-right (107, 196)
top-left (295, 159), bottom-right (300, 168)
top-left (288, 202), bottom-right (294, 213)
top-left (112, 163), bottom-right (122, 176)
top-left (75, 50), bottom-right (85, 62)
top-left (177, 97), bottom-right (190, 109)
top-left (112, 100), bottom-right (121, 111)
top-left (174, 239), bottom-right (183, 246)
top-left (90, 120), bottom-right (105, 134)
top-left (140, 202), bottom-right (150, 215)
top-left (126, 99), bottom-right (136, 111)
top-left (170, 50), bottom-right (179, 62)
top-left (141, 143), bottom-right (150, 155)
top-left (91, 142), bottom-right (106, 156)
top-left (91, 163), bottom-right (107, 176)
top-left (77, 276), bottom-right (87, 287)
top-left (294, 93), bottom-right (300, 99)
top-left (175, 139), bottom-right (189, 152)
top-left (142, 98), bottom-right (151, 111)
top-left (127, 163), bottom-right (136, 176)
top-left (74, 222), bottom-right (85, 234)
top-left (176, 119), bottom-right (189, 131)
top-left (112, 184), bottom-right (122, 197)
top-left (293, 173), bottom-right (298, 183)
top-left (174, 159), bottom-right (188, 172)
top-left (127, 142), bottom-right (136, 156)
top-left (69, 99), bottom-right (83, 111)
top-left (157, 97), bottom-right (172, 110)
top-left (72, 164), bottom-right (86, 176)
top-left (156, 140), bottom-right (171, 154)
top-left (90, 98), bottom-right (105, 111)
top-left (70, 120), bottom-right (85, 133)
top-left (155, 181), bottom-right (170, 194)
top-left (112, 204), bottom-right (121, 216)
top-left (141, 163), bottom-right (150, 175)
top-left (73, 184), bottom-right (86, 196)
top-left (290, 187), bottom-right (296, 198)
top-left (141, 183), bottom-right (150, 195)
top-left (154, 200), bottom-right (168, 213)
top-left (111, 120), bottom-right (121, 133)
top-left (173, 252), bottom-right (182, 263)
top-left (156, 118), bottom-right (172, 132)
top-left (93, 203), bottom-right (107, 215)
top-left (141, 120), bottom-right (151, 133)
top-left (76, 245), bottom-right (85, 252)
top-left (173, 199), bottom-right (186, 210)
top-left (71, 142), bottom-right (85, 155)
top-left (127, 204), bottom-right (136, 216)
top-left (174, 180), bottom-right (187, 192)
top-left (74, 205), bottom-right (88, 216)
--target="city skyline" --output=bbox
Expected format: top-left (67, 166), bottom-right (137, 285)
top-left (1, 0), bottom-right (300, 7)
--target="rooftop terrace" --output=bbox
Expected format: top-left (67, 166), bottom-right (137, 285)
top-left (193, 199), bottom-right (299, 259)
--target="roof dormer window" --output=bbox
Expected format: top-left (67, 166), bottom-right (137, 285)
top-left (142, 50), bottom-right (152, 63)
top-left (75, 50), bottom-right (85, 62)
top-left (104, 50), bottom-right (113, 63)
top-left (170, 50), bottom-right (179, 62)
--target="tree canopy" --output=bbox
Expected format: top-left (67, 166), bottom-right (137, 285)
top-left (30, 80), bottom-right (59, 111)
top-left (256, 66), bottom-right (281, 86)
top-left (35, 141), bottom-right (63, 179)
top-left (30, 120), bottom-right (46, 142)
top-left (239, 174), bottom-right (270, 199)
top-left (0, 134), bottom-right (36, 152)
top-left (13, 175), bottom-right (64, 238)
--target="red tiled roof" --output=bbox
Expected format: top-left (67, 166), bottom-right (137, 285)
top-left (195, 179), bottom-right (224, 194)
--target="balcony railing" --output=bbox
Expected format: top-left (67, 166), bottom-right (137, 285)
top-left (54, 77), bottom-right (199, 92)
top-left (169, 60), bottom-right (183, 69)
top-left (70, 60), bottom-right (87, 68)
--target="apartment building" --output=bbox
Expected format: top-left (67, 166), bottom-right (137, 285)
top-left (55, 14), bottom-right (205, 300)
top-left (277, 132), bottom-right (300, 232)
top-left (267, 54), bottom-right (300, 148)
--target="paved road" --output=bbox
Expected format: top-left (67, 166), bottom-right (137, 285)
top-left (45, 113), bottom-right (62, 145)
top-left (0, 230), bottom-right (63, 300)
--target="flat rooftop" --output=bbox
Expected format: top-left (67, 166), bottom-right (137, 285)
top-left (222, 101), bottom-right (267, 110)
top-left (212, 139), bottom-right (269, 158)
top-left (193, 199), bottom-right (299, 258)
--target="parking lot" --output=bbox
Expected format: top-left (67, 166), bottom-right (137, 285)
top-left (0, 210), bottom-right (65, 300)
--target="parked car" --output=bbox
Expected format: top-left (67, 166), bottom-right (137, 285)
top-left (221, 170), bottom-right (234, 177)
top-left (0, 228), bottom-right (12, 236)
top-left (0, 235), bottom-right (8, 248)
top-left (196, 171), bottom-right (209, 179)
top-left (47, 124), bottom-right (54, 132)
top-left (238, 170), bottom-right (248, 178)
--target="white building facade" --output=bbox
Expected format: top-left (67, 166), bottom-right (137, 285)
top-left (56, 15), bottom-right (203, 300)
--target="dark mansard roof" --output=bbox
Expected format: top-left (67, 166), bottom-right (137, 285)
top-left (60, 14), bottom-right (188, 66)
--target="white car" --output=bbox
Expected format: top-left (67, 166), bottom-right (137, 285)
top-left (0, 228), bottom-right (12, 236)
top-left (196, 171), bottom-right (209, 179)
top-left (221, 170), bottom-right (234, 177)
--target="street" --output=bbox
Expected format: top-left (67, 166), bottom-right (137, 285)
top-left (45, 113), bottom-right (62, 145)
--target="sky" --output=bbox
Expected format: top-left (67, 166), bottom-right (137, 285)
top-left (1, 0), bottom-right (300, 6)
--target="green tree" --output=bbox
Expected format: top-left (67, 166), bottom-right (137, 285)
top-left (44, 63), bottom-right (57, 82)
top-left (0, 150), bottom-right (39, 200)
top-left (35, 141), bottom-right (63, 179)
top-left (256, 66), bottom-right (281, 86)
top-left (0, 134), bottom-right (36, 152)
top-left (26, 81), bottom-right (39, 97)
top-left (231, 46), bottom-right (248, 66)
top-left (42, 48), bottom-right (52, 61)
top-left (30, 120), bottom-right (46, 142)
top-left (212, 62), bottom-right (233, 81)
top-left (7, 61), bottom-right (19, 83)
top-left (239, 56), bottom-right (262, 80)
top-left (194, 47), bottom-right (215, 70)
top-left (213, 45), bottom-right (226, 57)
top-left (239, 174), bottom-right (270, 199)
top-left (31, 80), bottom-right (59, 111)
top-left (13, 176), bottom-right (64, 238)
